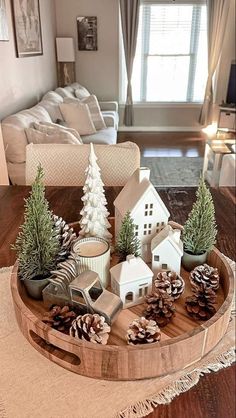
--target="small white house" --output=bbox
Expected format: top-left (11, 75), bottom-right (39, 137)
top-left (114, 167), bottom-right (170, 263)
top-left (110, 255), bottom-right (154, 308)
top-left (151, 225), bottom-right (183, 276)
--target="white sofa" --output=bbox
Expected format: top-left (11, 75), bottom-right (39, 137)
top-left (1, 83), bottom-right (139, 186)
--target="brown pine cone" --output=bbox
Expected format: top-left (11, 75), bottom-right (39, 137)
top-left (144, 289), bottom-right (175, 327)
top-left (42, 305), bottom-right (77, 333)
top-left (190, 264), bottom-right (220, 291)
top-left (127, 317), bottom-right (161, 345)
top-left (154, 271), bottom-right (185, 300)
top-left (53, 215), bottom-right (77, 263)
top-left (185, 283), bottom-right (217, 320)
top-left (70, 313), bottom-right (111, 345)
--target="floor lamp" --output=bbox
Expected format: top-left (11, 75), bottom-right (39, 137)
top-left (56, 37), bottom-right (76, 87)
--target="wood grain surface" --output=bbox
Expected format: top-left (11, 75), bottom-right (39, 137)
top-left (0, 186), bottom-right (235, 414)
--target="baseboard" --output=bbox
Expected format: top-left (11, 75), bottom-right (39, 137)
top-left (118, 126), bottom-right (202, 132)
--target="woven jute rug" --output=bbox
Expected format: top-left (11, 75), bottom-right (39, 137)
top-left (0, 258), bottom-right (235, 418)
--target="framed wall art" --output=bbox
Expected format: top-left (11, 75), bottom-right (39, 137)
top-left (0, 0), bottom-right (9, 41)
top-left (11, 0), bottom-right (43, 57)
top-left (77, 16), bottom-right (97, 51)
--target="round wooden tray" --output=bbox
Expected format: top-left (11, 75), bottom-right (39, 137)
top-left (11, 243), bottom-right (234, 381)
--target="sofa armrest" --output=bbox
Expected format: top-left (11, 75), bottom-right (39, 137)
top-left (26, 142), bottom-right (140, 187)
top-left (99, 101), bottom-right (118, 112)
top-left (103, 115), bottom-right (116, 128)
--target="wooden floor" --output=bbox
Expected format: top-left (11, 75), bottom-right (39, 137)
top-left (118, 131), bottom-right (206, 158)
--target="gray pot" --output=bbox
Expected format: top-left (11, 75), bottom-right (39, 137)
top-left (24, 277), bottom-right (49, 300)
top-left (182, 251), bottom-right (207, 272)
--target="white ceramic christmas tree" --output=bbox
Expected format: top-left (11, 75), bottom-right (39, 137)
top-left (79, 143), bottom-right (112, 243)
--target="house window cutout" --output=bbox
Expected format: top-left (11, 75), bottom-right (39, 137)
top-left (162, 263), bottom-right (168, 269)
top-left (154, 255), bottom-right (160, 261)
top-left (139, 284), bottom-right (149, 297)
top-left (125, 292), bottom-right (134, 303)
top-left (144, 203), bottom-right (154, 216)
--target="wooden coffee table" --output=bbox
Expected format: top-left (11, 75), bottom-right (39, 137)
top-left (0, 185), bottom-right (235, 418)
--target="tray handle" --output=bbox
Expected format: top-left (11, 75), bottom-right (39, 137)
top-left (28, 330), bottom-right (81, 367)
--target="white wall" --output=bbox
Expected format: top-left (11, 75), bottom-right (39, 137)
top-left (0, 0), bottom-right (57, 120)
top-left (54, 0), bottom-right (235, 128)
top-left (55, 0), bottom-right (119, 101)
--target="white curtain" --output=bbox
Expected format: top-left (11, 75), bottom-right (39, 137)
top-left (199, 0), bottom-right (230, 126)
top-left (120, 0), bottom-right (140, 126)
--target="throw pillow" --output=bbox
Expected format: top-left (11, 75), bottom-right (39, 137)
top-left (64, 95), bottom-right (106, 131)
top-left (25, 128), bottom-right (81, 145)
top-left (75, 85), bottom-right (90, 99)
top-left (33, 121), bottom-right (83, 143)
top-left (59, 102), bottom-right (96, 135)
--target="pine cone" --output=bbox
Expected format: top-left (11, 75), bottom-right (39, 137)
top-left (42, 305), bottom-right (77, 333)
top-left (190, 264), bottom-right (220, 291)
top-left (144, 289), bottom-right (175, 327)
top-left (185, 283), bottom-right (217, 320)
top-left (154, 271), bottom-right (185, 300)
top-left (70, 313), bottom-right (111, 345)
top-left (127, 317), bottom-right (161, 345)
top-left (53, 215), bottom-right (77, 262)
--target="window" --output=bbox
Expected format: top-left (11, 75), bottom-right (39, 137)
top-left (121, 1), bottom-right (207, 103)
top-left (144, 203), bottom-right (154, 216)
top-left (71, 289), bottom-right (87, 305)
top-left (154, 255), bottom-right (159, 262)
top-left (162, 263), bottom-right (168, 269)
top-left (139, 283), bottom-right (149, 297)
top-left (88, 279), bottom-right (103, 301)
top-left (144, 223), bottom-right (152, 235)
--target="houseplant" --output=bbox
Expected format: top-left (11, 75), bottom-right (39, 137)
top-left (13, 165), bottom-right (59, 299)
top-left (182, 176), bottom-right (217, 271)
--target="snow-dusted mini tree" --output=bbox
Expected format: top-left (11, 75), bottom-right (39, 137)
top-left (79, 143), bottom-right (112, 242)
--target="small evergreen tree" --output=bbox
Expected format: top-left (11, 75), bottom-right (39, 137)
top-left (79, 143), bottom-right (112, 242)
top-left (182, 176), bottom-right (217, 255)
top-left (13, 165), bottom-right (59, 280)
top-left (116, 211), bottom-right (141, 261)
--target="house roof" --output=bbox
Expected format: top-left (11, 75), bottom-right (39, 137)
top-left (114, 168), bottom-right (170, 218)
top-left (110, 255), bottom-right (153, 284)
top-left (151, 225), bottom-right (183, 257)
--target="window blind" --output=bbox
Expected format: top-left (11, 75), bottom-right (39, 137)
top-left (131, 1), bottom-right (207, 102)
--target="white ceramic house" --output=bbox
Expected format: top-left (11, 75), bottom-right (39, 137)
top-left (110, 255), bottom-right (154, 308)
top-left (151, 225), bottom-right (183, 276)
top-left (114, 167), bottom-right (170, 262)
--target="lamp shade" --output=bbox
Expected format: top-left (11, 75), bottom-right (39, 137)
top-left (56, 37), bottom-right (75, 62)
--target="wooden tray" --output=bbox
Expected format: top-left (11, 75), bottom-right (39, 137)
top-left (10, 221), bottom-right (234, 381)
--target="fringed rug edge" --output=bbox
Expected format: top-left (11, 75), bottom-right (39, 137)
top-left (117, 348), bottom-right (236, 418)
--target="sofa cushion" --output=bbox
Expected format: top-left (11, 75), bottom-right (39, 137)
top-left (41, 91), bottom-right (64, 122)
top-left (26, 127), bottom-right (80, 145)
top-left (75, 85), bottom-right (90, 99)
top-left (2, 105), bottom-right (51, 164)
top-left (82, 127), bottom-right (117, 145)
top-left (34, 121), bottom-right (83, 143)
top-left (59, 102), bottom-right (96, 135)
top-left (55, 87), bottom-right (75, 99)
top-left (64, 95), bottom-right (106, 131)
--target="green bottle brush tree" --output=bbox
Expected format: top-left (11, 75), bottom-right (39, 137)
top-left (182, 176), bottom-right (217, 270)
top-left (13, 165), bottom-right (59, 281)
top-left (115, 211), bottom-right (141, 261)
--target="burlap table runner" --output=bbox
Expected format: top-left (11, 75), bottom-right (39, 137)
top-left (0, 259), bottom-right (235, 418)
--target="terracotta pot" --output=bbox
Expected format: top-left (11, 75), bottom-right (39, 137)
top-left (23, 276), bottom-right (49, 300)
top-left (182, 251), bottom-right (207, 272)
